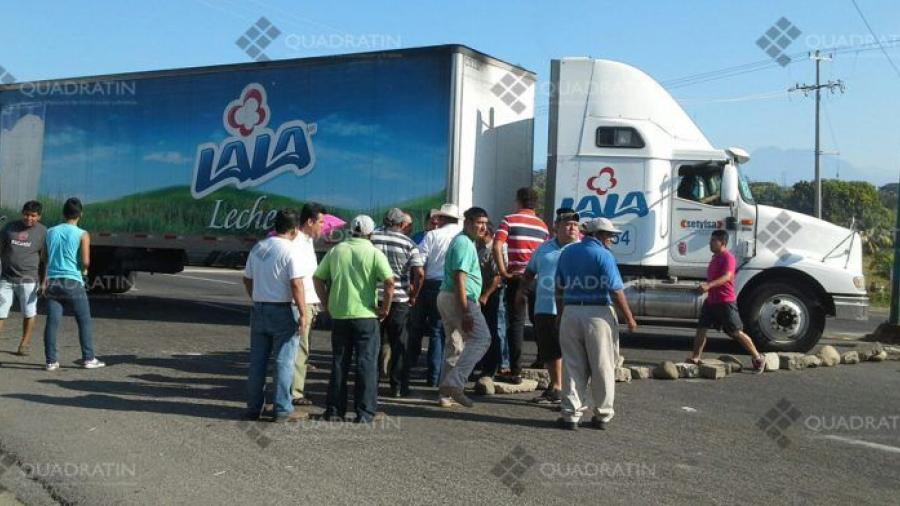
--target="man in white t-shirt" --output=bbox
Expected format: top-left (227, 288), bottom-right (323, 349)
top-left (243, 209), bottom-right (308, 423)
top-left (290, 203), bottom-right (327, 406)
top-left (408, 203), bottom-right (462, 387)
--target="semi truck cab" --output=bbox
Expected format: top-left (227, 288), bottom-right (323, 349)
top-left (547, 57), bottom-right (868, 352)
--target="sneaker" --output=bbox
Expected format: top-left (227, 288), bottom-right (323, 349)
top-left (82, 358), bottom-right (106, 369)
top-left (448, 388), bottom-right (474, 408)
top-left (531, 389), bottom-right (562, 405)
top-left (590, 416), bottom-right (609, 430)
top-left (556, 417), bottom-right (578, 431)
top-left (437, 396), bottom-right (455, 408)
top-left (45, 362), bottom-right (60, 371)
top-left (751, 355), bottom-right (766, 374)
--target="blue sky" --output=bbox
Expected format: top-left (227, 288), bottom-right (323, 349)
top-left (2, 0), bottom-right (898, 186)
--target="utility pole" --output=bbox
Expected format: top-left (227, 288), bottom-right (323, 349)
top-left (788, 51), bottom-right (845, 219)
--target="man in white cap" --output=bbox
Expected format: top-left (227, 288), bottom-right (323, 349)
top-left (555, 217), bottom-right (637, 430)
top-left (314, 215), bottom-right (395, 423)
top-left (407, 203), bottom-right (462, 388)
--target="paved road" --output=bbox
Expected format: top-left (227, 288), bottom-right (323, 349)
top-left (0, 268), bottom-right (897, 505)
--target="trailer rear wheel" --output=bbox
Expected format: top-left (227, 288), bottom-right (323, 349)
top-left (743, 282), bottom-right (825, 352)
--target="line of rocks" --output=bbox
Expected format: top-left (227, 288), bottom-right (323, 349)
top-left (471, 343), bottom-right (900, 395)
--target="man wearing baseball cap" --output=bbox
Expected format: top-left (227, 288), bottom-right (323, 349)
top-left (314, 215), bottom-right (395, 423)
top-left (555, 217), bottom-right (637, 430)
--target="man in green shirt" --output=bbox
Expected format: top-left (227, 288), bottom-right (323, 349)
top-left (314, 215), bottom-right (395, 423)
top-left (436, 207), bottom-right (491, 409)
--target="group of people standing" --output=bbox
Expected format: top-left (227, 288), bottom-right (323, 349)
top-left (1, 198), bottom-right (105, 371)
top-left (244, 187), bottom-right (647, 429)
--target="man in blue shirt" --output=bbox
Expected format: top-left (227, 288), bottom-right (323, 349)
top-left (518, 208), bottom-right (580, 405)
top-left (555, 217), bottom-right (637, 430)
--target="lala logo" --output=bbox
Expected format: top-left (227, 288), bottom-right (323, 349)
top-left (560, 166), bottom-right (649, 219)
top-left (191, 83), bottom-right (317, 199)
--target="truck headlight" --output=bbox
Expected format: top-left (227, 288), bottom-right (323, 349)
top-left (853, 276), bottom-right (865, 290)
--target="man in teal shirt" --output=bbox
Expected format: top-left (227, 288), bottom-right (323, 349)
top-left (314, 215), bottom-right (394, 423)
top-left (436, 207), bottom-right (491, 408)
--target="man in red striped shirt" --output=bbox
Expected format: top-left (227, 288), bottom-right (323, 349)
top-left (489, 187), bottom-right (549, 383)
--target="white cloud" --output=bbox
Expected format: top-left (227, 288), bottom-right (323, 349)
top-left (143, 151), bottom-right (191, 165)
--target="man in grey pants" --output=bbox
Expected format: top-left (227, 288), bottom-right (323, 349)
top-left (436, 207), bottom-right (491, 408)
top-left (554, 217), bottom-right (637, 430)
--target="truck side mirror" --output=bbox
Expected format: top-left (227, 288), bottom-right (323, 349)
top-left (721, 164), bottom-right (738, 204)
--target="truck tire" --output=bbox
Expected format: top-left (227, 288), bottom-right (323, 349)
top-left (742, 282), bottom-right (825, 353)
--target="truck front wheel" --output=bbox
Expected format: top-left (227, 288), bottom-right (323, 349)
top-left (742, 282), bottom-right (825, 353)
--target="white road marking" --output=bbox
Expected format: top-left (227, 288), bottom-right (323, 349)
top-left (162, 273), bottom-right (239, 285)
top-left (183, 267), bottom-right (245, 275)
top-left (192, 300), bottom-right (249, 315)
top-left (818, 435), bottom-right (900, 454)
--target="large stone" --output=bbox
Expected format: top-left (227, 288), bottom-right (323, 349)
top-left (718, 355), bottom-right (744, 372)
top-left (884, 346), bottom-right (900, 360)
top-left (520, 368), bottom-right (550, 382)
top-left (536, 379), bottom-right (550, 390)
top-left (653, 361), bottom-right (679, 380)
top-left (800, 355), bottom-right (822, 368)
top-left (628, 366), bottom-right (651, 380)
top-left (493, 378), bottom-right (538, 394)
top-left (870, 350), bottom-right (888, 362)
top-left (816, 345), bottom-right (841, 367)
top-left (777, 352), bottom-right (805, 370)
top-left (474, 376), bottom-right (495, 395)
top-left (615, 367), bottom-right (632, 383)
top-left (763, 352), bottom-right (781, 372)
top-left (675, 362), bottom-right (700, 379)
top-left (700, 364), bottom-right (727, 380)
top-left (840, 351), bottom-right (860, 365)
top-left (856, 342), bottom-right (884, 361)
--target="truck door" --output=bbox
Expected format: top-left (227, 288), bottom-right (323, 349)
top-left (669, 163), bottom-right (734, 272)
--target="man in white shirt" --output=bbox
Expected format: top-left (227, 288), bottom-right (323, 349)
top-left (291, 202), bottom-right (326, 407)
top-left (407, 203), bottom-right (462, 387)
top-left (243, 209), bottom-right (308, 423)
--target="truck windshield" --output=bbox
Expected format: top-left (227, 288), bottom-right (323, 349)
top-left (738, 169), bottom-right (755, 204)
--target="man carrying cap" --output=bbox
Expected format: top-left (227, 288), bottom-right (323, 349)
top-left (555, 217), bottom-right (637, 430)
top-left (314, 215), bottom-right (395, 423)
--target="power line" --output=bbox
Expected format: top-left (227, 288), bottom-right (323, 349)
top-left (851, 0), bottom-right (900, 79)
top-left (662, 38), bottom-right (900, 89)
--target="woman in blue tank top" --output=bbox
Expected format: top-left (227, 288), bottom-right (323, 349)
top-left (43, 198), bottom-right (105, 370)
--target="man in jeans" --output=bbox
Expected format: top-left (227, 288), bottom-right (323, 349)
top-left (43, 198), bottom-right (104, 371)
top-left (314, 215), bottom-right (394, 423)
top-left (492, 187), bottom-right (549, 383)
top-left (408, 203), bottom-right (462, 386)
top-left (0, 200), bottom-right (47, 356)
top-left (521, 208), bottom-right (580, 405)
top-left (243, 209), bottom-right (309, 423)
top-left (372, 209), bottom-right (424, 398)
top-left (290, 202), bottom-right (327, 407)
top-left (437, 207), bottom-right (491, 408)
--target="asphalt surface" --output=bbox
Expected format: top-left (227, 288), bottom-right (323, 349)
top-left (0, 268), bottom-right (897, 505)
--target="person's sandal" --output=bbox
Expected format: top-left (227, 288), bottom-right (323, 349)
top-left (292, 397), bottom-right (313, 406)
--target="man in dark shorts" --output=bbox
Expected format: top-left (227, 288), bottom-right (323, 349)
top-left (520, 208), bottom-right (580, 405)
top-left (688, 230), bottom-right (765, 372)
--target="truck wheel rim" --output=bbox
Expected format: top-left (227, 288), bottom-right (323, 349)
top-left (759, 295), bottom-right (809, 343)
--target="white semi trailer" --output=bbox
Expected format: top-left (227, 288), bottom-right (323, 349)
top-left (545, 58), bottom-right (868, 352)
